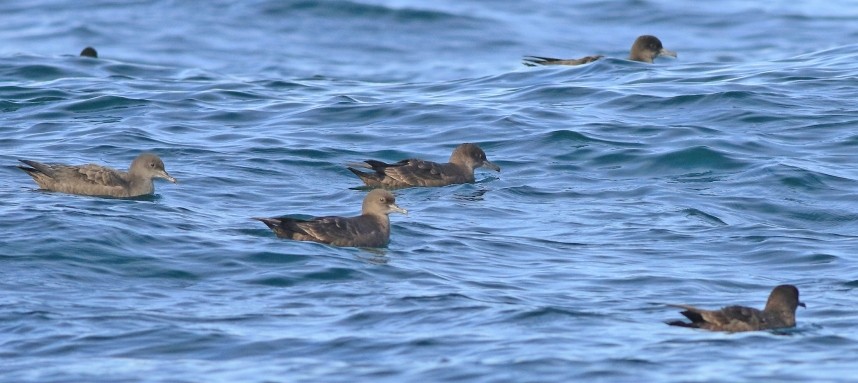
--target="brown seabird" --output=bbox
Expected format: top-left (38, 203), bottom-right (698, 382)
top-left (80, 47), bottom-right (98, 58)
top-left (253, 189), bottom-right (407, 248)
top-left (347, 143), bottom-right (500, 189)
top-left (17, 153), bottom-right (176, 198)
top-left (666, 285), bottom-right (805, 332)
top-left (523, 35), bottom-right (676, 66)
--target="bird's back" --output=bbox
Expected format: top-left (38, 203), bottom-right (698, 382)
top-left (18, 160), bottom-right (132, 197)
top-left (350, 159), bottom-right (470, 188)
top-left (669, 304), bottom-right (767, 332)
top-left (256, 214), bottom-right (389, 247)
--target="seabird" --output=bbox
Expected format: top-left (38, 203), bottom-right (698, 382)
top-left (80, 47), bottom-right (98, 58)
top-left (347, 143), bottom-right (500, 189)
top-left (17, 153), bottom-right (176, 198)
top-left (524, 35), bottom-right (676, 66)
top-left (666, 284), bottom-right (805, 332)
top-left (253, 189), bottom-right (407, 248)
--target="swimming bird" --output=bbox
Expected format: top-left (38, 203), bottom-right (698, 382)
top-left (523, 35), bottom-right (676, 66)
top-left (347, 143), bottom-right (500, 189)
top-left (666, 285), bottom-right (805, 332)
top-left (253, 189), bottom-right (407, 248)
top-left (17, 153), bottom-right (176, 198)
top-left (80, 47), bottom-right (98, 58)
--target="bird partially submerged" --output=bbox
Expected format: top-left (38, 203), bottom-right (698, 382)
top-left (17, 153), bottom-right (176, 198)
top-left (348, 143), bottom-right (500, 189)
top-left (253, 189), bottom-right (407, 248)
top-left (80, 46), bottom-right (98, 58)
top-left (524, 35), bottom-right (676, 66)
top-left (666, 285), bottom-right (805, 332)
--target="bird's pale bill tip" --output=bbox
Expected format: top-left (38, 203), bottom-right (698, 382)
top-left (390, 205), bottom-right (408, 215)
top-left (160, 171), bottom-right (178, 183)
top-left (660, 48), bottom-right (677, 58)
top-left (484, 160), bottom-right (501, 172)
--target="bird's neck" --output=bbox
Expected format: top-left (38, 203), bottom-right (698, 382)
top-left (764, 308), bottom-right (796, 326)
top-left (449, 161), bottom-right (473, 173)
top-left (127, 176), bottom-right (154, 194)
top-left (377, 214), bottom-right (390, 229)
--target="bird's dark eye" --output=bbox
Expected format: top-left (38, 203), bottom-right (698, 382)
top-left (150, 162), bottom-right (156, 168)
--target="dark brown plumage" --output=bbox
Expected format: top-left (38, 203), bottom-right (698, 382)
top-left (253, 189), bottom-right (407, 248)
top-left (80, 47), bottom-right (98, 58)
top-left (347, 143), bottom-right (500, 189)
top-left (17, 153), bottom-right (176, 198)
top-left (667, 285), bottom-right (805, 332)
top-left (523, 35), bottom-right (676, 66)
top-left (522, 55), bottom-right (603, 67)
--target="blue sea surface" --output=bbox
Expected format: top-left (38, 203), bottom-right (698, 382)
top-left (2, 1), bottom-right (858, 382)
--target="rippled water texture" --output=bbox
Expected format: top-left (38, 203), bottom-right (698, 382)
top-left (2, 1), bottom-right (858, 382)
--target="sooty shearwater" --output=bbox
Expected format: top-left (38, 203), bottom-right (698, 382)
top-left (348, 143), bottom-right (500, 189)
top-left (253, 189), bottom-right (407, 248)
top-left (524, 35), bottom-right (676, 66)
top-left (666, 284), bottom-right (805, 332)
top-left (17, 153), bottom-right (176, 198)
top-left (80, 47), bottom-right (98, 58)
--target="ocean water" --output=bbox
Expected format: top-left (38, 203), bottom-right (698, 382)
top-left (2, 0), bottom-right (858, 382)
